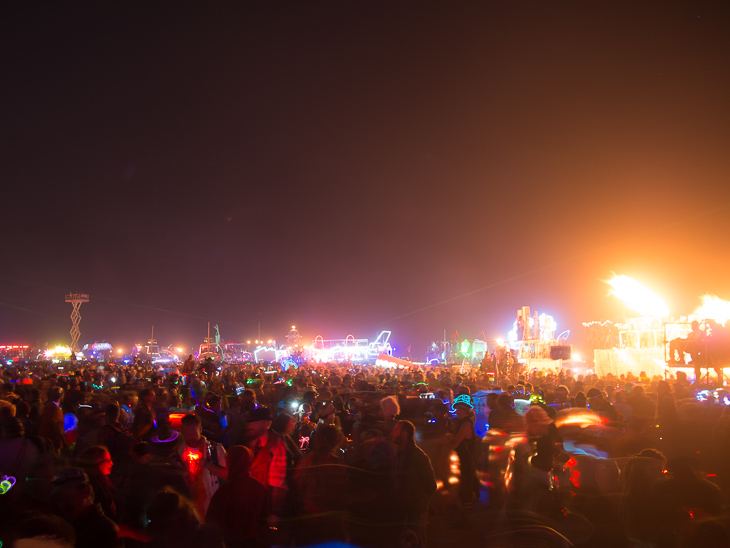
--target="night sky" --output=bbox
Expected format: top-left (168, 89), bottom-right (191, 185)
top-left (3, 2), bottom-right (730, 358)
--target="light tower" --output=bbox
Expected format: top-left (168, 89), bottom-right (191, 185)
top-left (65, 292), bottom-right (89, 354)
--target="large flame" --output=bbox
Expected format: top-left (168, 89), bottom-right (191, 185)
top-left (606, 274), bottom-right (669, 318)
top-left (693, 295), bottom-right (730, 325)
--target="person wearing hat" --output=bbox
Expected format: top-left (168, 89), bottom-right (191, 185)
top-left (448, 394), bottom-right (480, 518)
top-left (51, 467), bottom-right (120, 548)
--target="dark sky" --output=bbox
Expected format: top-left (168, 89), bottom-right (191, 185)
top-left (3, 2), bottom-right (730, 358)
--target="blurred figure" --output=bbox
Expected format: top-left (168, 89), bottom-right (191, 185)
top-left (118, 436), bottom-right (189, 531)
top-left (145, 489), bottom-right (224, 548)
top-left (489, 392), bottom-right (525, 434)
top-left (347, 425), bottom-right (397, 547)
top-left (0, 416), bottom-right (40, 507)
top-left (13, 513), bottom-right (76, 548)
top-left (51, 467), bottom-right (119, 548)
top-left (39, 386), bottom-right (67, 455)
top-left (294, 424), bottom-right (349, 545)
top-left (77, 445), bottom-right (116, 520)
top-left (206, 446), bottom-right (266, 548)
top-left (131, 388), bottom-right (156, 440)
top-left (449, 394), bottom-right (480, 519)
top-left (293, 403), bottom-right (316, 452)
top-left (380, 395), bottom-right (400, 434)
top-left (391, 420), bottom-right (437, 547)
top-left (654, 455), bottom-right (723, 546)
top-left (620, 449), bottom-right (666, 546)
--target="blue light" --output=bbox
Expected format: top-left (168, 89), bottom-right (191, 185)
top-left (63, 413), bottom-right (78, 432)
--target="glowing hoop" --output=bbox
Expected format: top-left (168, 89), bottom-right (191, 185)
top-left (0, 475), bottom-right (16, 495)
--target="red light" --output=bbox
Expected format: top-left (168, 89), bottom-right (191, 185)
top-left (169, 413), bottom-right (187, 430)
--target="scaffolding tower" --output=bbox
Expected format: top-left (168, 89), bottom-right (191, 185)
top-left (65, 292), bottom-right (89, 354)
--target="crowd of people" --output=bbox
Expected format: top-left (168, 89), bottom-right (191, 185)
top-left (1, 357), bottom-right (730, 547)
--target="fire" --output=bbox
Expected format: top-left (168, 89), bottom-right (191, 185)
top-left (605, 275), bottom-right (669, 318)
top-left (693, 295), bottom-right (730, 325)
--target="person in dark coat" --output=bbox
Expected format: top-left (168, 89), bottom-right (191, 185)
top-left (391, 420), bottom-right (437, 547)
top-left (206, 445), bottom-right (266, 548)
top-left (293, 424), bottom-right (349, 545)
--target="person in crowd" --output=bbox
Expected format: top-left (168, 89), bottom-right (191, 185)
top-left (77, 445), bottom-right (116, 520)
top-left (96, 403), bottom-right (138, 474)
top-left (669, 320), bottom-right (705, 365)
top-left (145, 488), bottom-right (224, 548)
top-left (39, 386), bottom-right (67, 455)
top-left (489, 392), bottom-right (525, 434)
top-left (391, 419), bottom-right (437, 547)
top-left (176, 413), bottom-right (227, 517)
top-left (0, 416), bottom-right (41, 511)
top-left (587, 387), bottom-right (624, 429)
top-left (448, 394), bottom-right (480, 519)
top-left (244, 406), bottom-right (290, 524)
top-left (380, 394), bottom-right (400, 434)
top-left (51, 467), bottom-right (120, 548)
top-left (131, 388), bottom-right (156, 440)
top-left (334, 393), bottom-right (356, 438)
top-left (653, 455), bottom-right (724, 546)
top-left (626, 384), bottom-right (656, 432)
top-left (271, 412), bottom-right (302, 481)
top-left (118, 391), bottom-right (137, 428)
top-left (347, 424), bottom-right (398, 547)
top-left (573, 391), bottom-right (588, 408)
top-left (655, 381), bottom-right (681, 457)
top-left (27, 387), bottom-right (44, 435)
top-left (12, 513), bottom-right (77, 548)
top-left (293, 402), bottom-right (316, 452)
top-left (205, 445), bottom-right (266, 548)
top-left (118, 435), bottom-right (189, 531)
top-left (293, 424), bottom-right (349, 545)
top-left (620, 449), bottom-right (666, 546)
top-left (199, 393), bottom-right (226, 444)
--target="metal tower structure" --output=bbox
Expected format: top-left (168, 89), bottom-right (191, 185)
top-left (65, 292), bottom-right (89, 354)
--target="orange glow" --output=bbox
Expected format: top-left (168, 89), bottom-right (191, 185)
top-left (554, 411), bottom-right (603, 429)
top-left (169, 413), bottom-right (187, 430)
top-left (605, 274), bottom-right (669, 318)
top-left (693, 295), bottom-right (730, 325)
